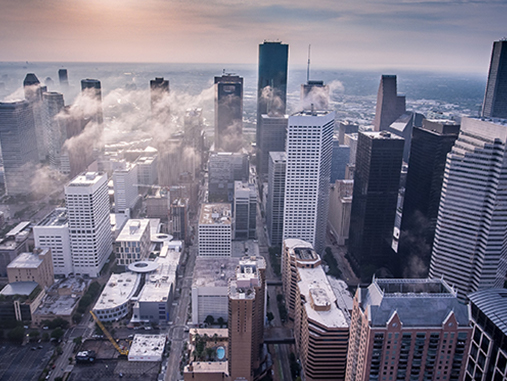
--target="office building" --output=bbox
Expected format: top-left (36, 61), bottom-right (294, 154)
top-left (283, 110), bottom-right (334, 254)
top-left (43, 91), bottom-right (66, 170)
top-left (135, 153), bottom-right (158, 186)
top-left (198, 204), bottom-right (232, 257)
top-left (330, 136), bottom-right (350, 182)
top-left (294, 247), bottom-right (350, 381)
top-left (170, 198), bottom-right (189, 242)
top-left (214, 74), bottom-right (243, 152)
top-left (233, 181), bottom-right (256, 240)
top-left (228, 256), bottom-right (266, 380)
top-left (23, 73), bottom-right (47, 161)
top-left (482, 40), bottom-right (507, 119)
top-left (266, 152), bottom-right (286, 247)
top-left (208, 152), bottom-right (249, 202)
top-left (257, 114), bottom-right (287, 179)
top-left (150, 77), bottom-right (169, 113)
top-left (115, 219), bottom-right (151, 266)
top-left (466, 288), bottom-right (507, 381)
top-left (399, 120), bottom-right (460, 276)
top-left (328, 179), bottom-right (353, 246)
top-left (338, 121), bottom-right (358, 145)
top-left (429, 117), bottom-right (507, 299)
top-left (191, 256), bottom-right (240, 325)
top-left (0, 100), bottom-right (39, 195)
top-left (384, 111), bottom-right (425, 162)
top-left (348, 131), bottom-right (404, 278)
top-left (65, 172), bottom-right (111, 278)
top-left (0, 222), bottom-right (31, 277)
top-left (81, 78), bottom-right (103, 125)
top-left (7, 248), bottom-right (54, 290)
top-left (301, 80), bottom-right (330, 110)
top-left (112, 162), bottom-right (138, 213)
top-left (33, 208), bottom-right (72, 277)
top-left (58, 69), bottom-right (69, 87)
top-left (94, 271), bottom-right (140, 322)
top-left (256, 41), bottom-right (288, 159)
top-left (346, 278), bottom-right (471, 381)
top-left (373, 75), bottom-right (406, 132)
top-left (344, 132), bottom-right (358, 166)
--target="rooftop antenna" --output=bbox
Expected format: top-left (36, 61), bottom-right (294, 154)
top-left (307, 44), bottom-right (311, 83)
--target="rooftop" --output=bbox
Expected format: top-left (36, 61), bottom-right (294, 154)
top-left (36, 208), bottom-right (68, 227)
top-left (94, 272), bottom-right (140, 311)
top-left (67, 172), bottom-right (106, 187)
top-left (468, 288), bottom-right (507, 337)
top-left (199, 203), bottom-right (232, 225)
top-left (34, 294), bottom-right (78, 316)
top-left (137, 252), bottom-right (180, 303)
top-left (116, 219), bottom-right (150, 242)
top-left (291, 110), bottom-right (333, 117)
top-left (6, 221), bottom-right (31, 237)
top-left (7, 249), bottom-right (49, 269)
top-left (298, 266), bottom-right (349, 328)
top-left (193, 257), bottom-right (240, 288)
top-left (185, 361), bottom-right (228, 374)
top-left (269, 151), bottom-right (286, 162)
top-left (362, 130), bottom-right (404, 140)
top-left (128, 334), bottom-right (166, 360)
top-left (0, 281), bottom-right (38, 296)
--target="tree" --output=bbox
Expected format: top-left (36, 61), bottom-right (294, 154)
top-left (266, 312), bottom-right (274, 325)
top-left (204, 315), bottom-right (214, 326)
top-left (73, 336), bottom-right (82, 346)
top-left (217, 317), bottom-right (224, 328)
top-left (51, 327), bottom-right (64, 340)
top-left (205, 347), bottom-right (215, 361)
top-left (29, 330), bottom-right (40, 341)
top-left (42, 332), bottom-right (50, 342)
top-left (7, 326), bottom-right (25, 343)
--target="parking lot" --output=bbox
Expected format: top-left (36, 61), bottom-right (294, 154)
top-left (0, 342), bottom-right (53, 381)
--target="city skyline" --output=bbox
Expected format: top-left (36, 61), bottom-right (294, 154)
top-left (0, 0), bottom-right (505, 74)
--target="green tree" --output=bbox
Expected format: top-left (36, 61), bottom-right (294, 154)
top-left (73, 336), bottom-right (82, 346)
top-left (42, 332), bottom-right (49, 341)
top-left (205, 347), bottom-right (215, 361)
top-left (29, 330), bottom-right (40, 341)
top-left (204, 315), bottom-right (215, 326)
top-left (51, 327), bottom-right (64, 340)
top-left (217, 317), bottom-right (224, 328)
top-left (7, 326), bottom-right (25, 343)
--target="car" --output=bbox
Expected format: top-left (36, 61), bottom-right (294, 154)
top-left (38, 345), bottom-right (43, 349)
top-left (31, 347), bottom-right (36, 351)
top-left (43, 326), bottom-right (49, 330)
top-left (144, 326), bottom-right (152, 331)
top-left (183, 326), bottom-right (189, 333)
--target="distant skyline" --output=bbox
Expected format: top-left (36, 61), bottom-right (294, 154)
top-left (0, 0), bottom-right (506, 74)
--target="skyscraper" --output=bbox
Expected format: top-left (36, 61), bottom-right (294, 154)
top-left (348, 131), bottom-right (404, 278)
top-left (65, 172), bottom-right (111, 278)
top-left (267, 151), bottom-right (286, 247)
top-left (373, 75), bottom-right (406, 132)
top-left (482, 40), bottom-right (507, 119)
top-left (233, 181), bottom-right (256, 240)
top-left (399, 119), bottom-right (460, 277)
top-left (283, 110), bottom-right (334, 254)
top-left (58, 69), bottom-right (69, 87)
top-left (256, 41), bottom-right (288, 155)
top-left (150, 77), bottom-right (170, 117)
top-left (24, 73), bottom-right (47, 161)
top-left (0, 100), bottom-right (39, 195)
top-left (214, 74), bottom-right (243, 152)
top-left (257, 114), bottom-right (287, 179)
top-left (429, 117), bottom-right (507, 299)
top-left (43, 91), bottom-right (66, 170)
top-left (81, 78), bottom-right (103, 125)
top-left (300, 80), bottom-right (330, 110)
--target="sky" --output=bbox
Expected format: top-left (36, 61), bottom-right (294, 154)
top-left (0, 0), bottom-right (506, 74)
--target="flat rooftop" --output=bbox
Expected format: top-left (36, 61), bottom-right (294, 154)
top-left (229, 279), bottom-right (256, 300)
top-left (54, 276), bottom-right (90, 295)
top-left (362, 131), bottom-right (404, 140)
top-left (67, 172), bottom-right (106, 187)
top-left (35, 294), bottom-right (78, 316)
top-left (269, 151), bottom-right (286, 162)
top-left (185, 361), bottom-right (228, 374)
top-left (36, 208), bottom-right (68, 227)
top-left (298, 266), bottom-right (349, 328)
top-left (116, 219), bottom-right (150, 242)
top-left (199, 203), bottom-right (232, 225)
top-left (94, 272), bottom-right (140, 311)
top-left (193, 257), bottom-right (240, 288)
top-left (292, 110), bottom-right (332, 117)
top-left (376, 278), bottom-right (455, 296)
top-left (7, 250), bottom-right (48, 269)
top-left (6, 221), bottom-right (31, 237)
top-left (128, 334), bottom-right (166, 360)
top-left (0, 281), bottom-right (38, 296)
top-left (137, 252), bottom-right (180, 303)
top-left (294, 247), bottom-right (319, 261)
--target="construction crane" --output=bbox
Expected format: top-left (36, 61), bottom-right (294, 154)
top-left (90, 311), bottom-right (129, 356)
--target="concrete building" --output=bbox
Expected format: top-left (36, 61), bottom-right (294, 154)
top-left (7, 248), bottom-right (54, 290)
top-left (346, 278), bottom-right (471, 381)
top-left (43, 91), bottom-right (66, 170)
top-left (0, 281), bottom-right (45, 322)
top-left (128, 334), bottom-right (166, 362)
top-left (23, 73), bottom-right (47, 161)
top-left (135, 154), bottom-right (158, 186)
top-left (294, 254), bottom-right (350, 380)
top-left (113, 161), bottom-right (138, 213)
top-left (145, 188), bottom-right (169, 219)
top-left (429, 117), bottom-right (507, 299)
top-left (233, 181), bottom-right (256, 240)
top-left (81, 78), bottom-right (103, 126)
top-left (170, 198), bottom-right (189, 242)
top-left (33, 208), bottom-right (72, 277)
top-left (344, 132), bottom-right (358, 166)
top-left (93, 271), bottom-right (141, 322)
top-left (338, 121), bottom-right (358, 145)
top-left (65, 172), bottom-right (112, 278)
top-left (228, 256), bottom-right (266, 381)
top-left (191, 256), bottom-right (240, 325)
top-left (208, 151), bottom-right (249, 202)
top-left (466, 288), bottom-right (507, 381)
top-left (198, 204), bottom-right (232, 257)
top-left (0, 100), bottom-right (39, 195)
top-left (283, 110), bottom-right (334, 254)
top-left (482, 40), bottom-right (507, 119)
top-left (328, 179), bottom-right (353, 246)
top-left (267, 151), bottom-right (286, 247)
top-left (257, 114), bottom-right (287, 179)
top-left (399, 120), bottom-right (460, 276)
top-left (115, 219), bottom-right (151, 266)
top-left (214, 74), bottom-right (243, 152)
top-left (301, 80), bottom-right (330, 110)
top-left (0, 222), bottom-right (31, 277)
top-left (373, 75), bottom-right (406, 132)
top-left (331, 136), bottom-right (351, 182)
top-left (348, 131), bottom-right (404, 278)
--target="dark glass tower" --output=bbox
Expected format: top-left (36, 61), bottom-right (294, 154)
top-left (348, 131), bottom-right (404, 279)
top-left (81, 78), bottom-right (103, 125)
top-left (399, 120), bottom-right (460, 277)
top-left (214, 74), bottom-right (243, 152)
top-left (373, 75), bottom-right (406, 132)
top-left (482, 40), bottom-right (507, 119)
top-left (256, 41), bottom-right (288, 171)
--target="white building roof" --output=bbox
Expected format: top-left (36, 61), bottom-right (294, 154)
top-left (7, 251), bottom-right (46, 269)
top-left (128, 334), bottom-right (166, 362)
top-left (192, 257), bottom-right (240, 288)
top-left (94, 272), bottom-right (140, 311)
top-left (199, 204), bottom-right (232, 225)
top-left (116, 219), bottom-right (150, 242)
top-left (137, 251), bottom-right (180, 303)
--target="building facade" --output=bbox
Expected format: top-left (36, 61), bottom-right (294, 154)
top-left (373, 75), bottom-right (406, 132)
top-left (328, 179), bottom-right (354, 246)
top-left (482, 40), bottom-right (507, 119)
top-left (233, 181), bottom-right (256, 240)
top-left (113, 162), bottom-right (138, 213)
top-left (115, 219), bottom-right (151, 266)
top-left (198, 204), bottom-right (232, 257)
top-left (257, 114), bottom-right (287, 179)
top-left (7, 248), bottom-right (54, 290)
top-left (214, 74), bottom-right (243, 152)
top-left (283, 110), bottom-right (334, 254)
top-left (267, 151), bottom-right (286, 247)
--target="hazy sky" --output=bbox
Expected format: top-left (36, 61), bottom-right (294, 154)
top-left (1, 0), bottom-right (505, 73)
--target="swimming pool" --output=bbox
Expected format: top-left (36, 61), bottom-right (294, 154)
top-left (216, 346), bottom-right (225, 360)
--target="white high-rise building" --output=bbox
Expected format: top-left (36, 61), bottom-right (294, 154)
top-left (429, 117), bottom-right (507, 299)
top-left (113, 162), bottom-right (138, 213)
top-left (198, 203), bottom-right (232, 257)
top-left (283, 110), bottom-right (334, 253)
top-left (43, 92), bottom-right (66, 171)
top-left (65, 172), bottom-right (111, 277)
